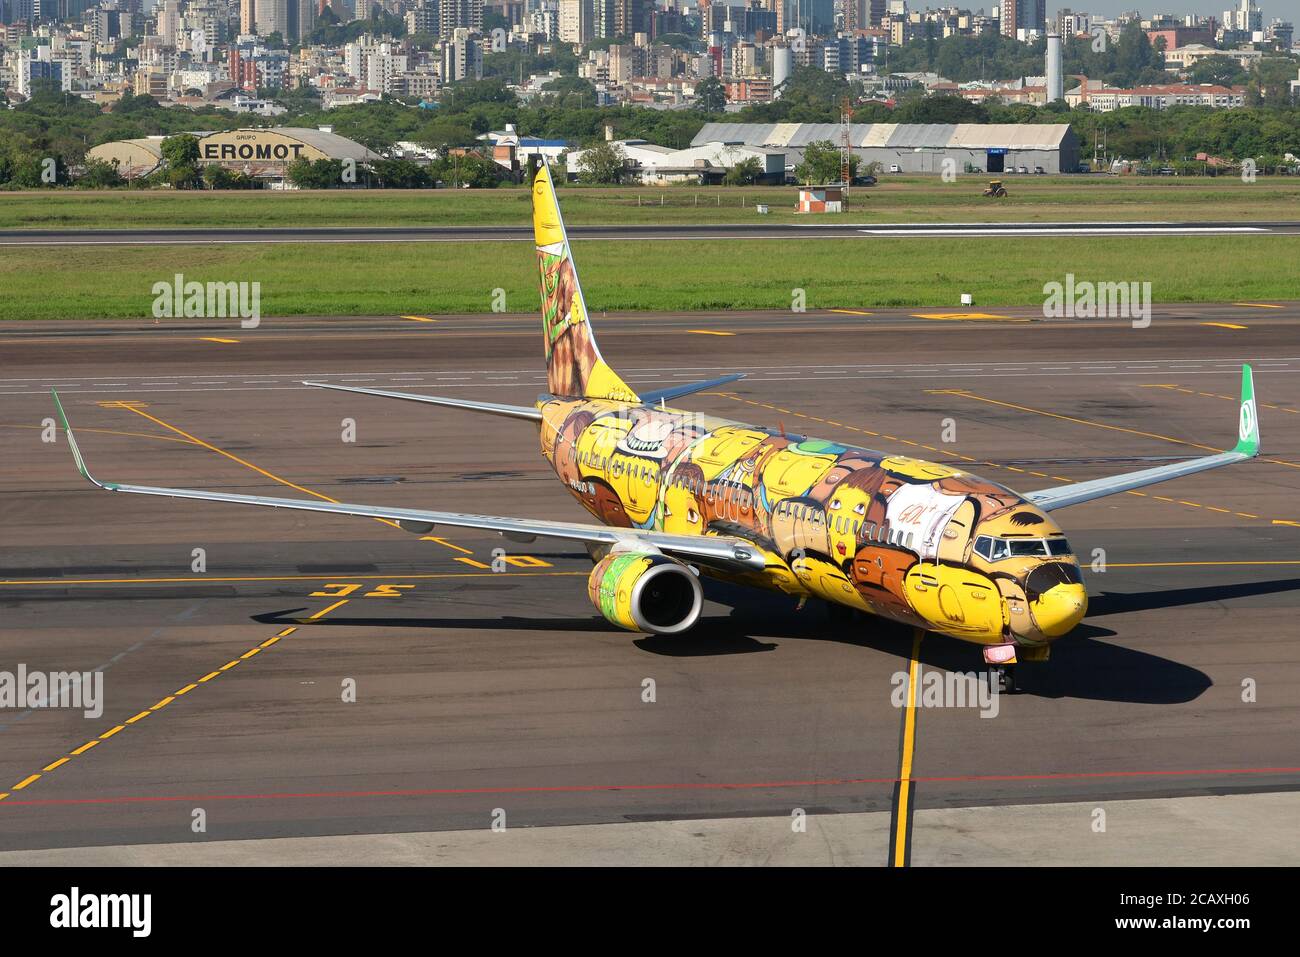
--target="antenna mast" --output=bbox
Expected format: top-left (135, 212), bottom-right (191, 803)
top-left (840, 96), bottom-right (852, 205)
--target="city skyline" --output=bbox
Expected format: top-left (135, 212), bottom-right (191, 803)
top-left (1047, 1), bottom-right (1268, 18)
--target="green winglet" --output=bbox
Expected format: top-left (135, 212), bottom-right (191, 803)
top-left (51, 388), bottom-right (114, 489)
top-left (1232, 364), bottom-right (1260, 457)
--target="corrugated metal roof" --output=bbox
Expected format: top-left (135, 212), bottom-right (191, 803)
top-left (859, 123), bottom-right (895, 147)
top-left (266, 127), bottom-right (382, 160)
top-left (692, 122), bottom-right (1073, 151)
top-left (885, 123), bottom-right (956, 148)
top-left (948, 123), bottom-right (1072, 149)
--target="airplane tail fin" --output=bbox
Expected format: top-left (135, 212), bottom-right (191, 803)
top-left (531, 162), bottom-right (639, 403)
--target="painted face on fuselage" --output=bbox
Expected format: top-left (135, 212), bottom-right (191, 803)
top-left (662, 479), bottom-right (704, 535)
top-left (881, 456), bottom-right (963, 483)
top-left (618, 416), bottom-right (675, 460)
top-left (826, 483), bottom-right (873, 563)
top-left (970, 504), bottom-right (1087, 643)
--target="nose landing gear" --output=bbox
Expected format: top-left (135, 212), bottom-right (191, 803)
top-left (983, 642), bottom-right (1020, 694)
top-left (989, 665), bottom-right (1018, 694)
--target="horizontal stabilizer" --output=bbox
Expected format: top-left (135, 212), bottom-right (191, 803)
top-left (638, 373), bottom-right (746, 407)
top-left (302, 381), bottom-right (541, 421)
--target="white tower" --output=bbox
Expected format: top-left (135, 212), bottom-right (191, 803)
top-left (1045, 33), bottom-right (1063, 103)
top-left (772, 45), bottom-right (793, 95)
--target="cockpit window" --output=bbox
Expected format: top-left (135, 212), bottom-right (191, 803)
top-left (1008, 539), bottom-right (1049, 557)
top-left (975, 536), bottom-right (1073, 561)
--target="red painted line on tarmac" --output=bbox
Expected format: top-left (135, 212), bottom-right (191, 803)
top-left (1, 766), bottom-right (1297, 808)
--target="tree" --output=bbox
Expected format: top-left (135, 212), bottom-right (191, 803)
top-left (287, 157), bottom-right (346, 188)
top-left (696, 75), bottom-right (726, 113)
top-left (576, 140), bottom-right (627, 184)
top-left (893, 93), bottom-right (988, 124)
top-left (723, 155), bottom-right (763, 185)
top-left (433, 151), bottom-right (500, 188)
top-left (795, 140), bottom-right (855, 185)
top-left (1190, 54), bottom-right (1248, 88)
top-left (160, 133), bottom-right (202, 188)
top-left (744, 66), bottom-right (850, 123)
top-left (370, 158), bottom-right (432, 188)
top-left (540, 75), bottom-right (599, 110)
top-left (202, 164), bottom-right (237, 189)
top-left (77, 158), bottom-right (124, 188)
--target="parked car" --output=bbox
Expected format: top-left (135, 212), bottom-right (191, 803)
top-left (852, 173), bottom-right (878, 186)
top-left (1017, 165), bottom-right (1029, 174)
top-left (888, 164), bottom-right (902, 173)
top-left (1033, 166), bottom-right (1046, 174)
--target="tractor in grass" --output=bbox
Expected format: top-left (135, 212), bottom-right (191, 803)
top-left (982, 180), bottom-right (1008, 197)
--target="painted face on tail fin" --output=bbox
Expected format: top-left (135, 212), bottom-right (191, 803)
top-left (532, 165), bottom-right (637, 402)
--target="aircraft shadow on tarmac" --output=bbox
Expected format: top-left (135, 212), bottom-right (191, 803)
top-left (240, 574), bottom-right (1300, 706)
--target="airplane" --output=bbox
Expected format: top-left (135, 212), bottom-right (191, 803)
top-left (52, 163), bottom-right (1261, 692)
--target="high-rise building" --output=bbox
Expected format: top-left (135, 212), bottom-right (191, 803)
top-left (613, 0), bottom-right (649, 37)
top-left (439, 0), bottom-right (482, 34)
top-left (286, 0), bottom-right (315, 39)
top-left (405, 0), bottom-right (439, 36)
top-left (441, 30), bottom-right (482, 81)
top-left (240, 0), bottom-right (256, 34)
top-left (158, 0), bottom-right (183, 44)
top-left (558, 0), bottom-right (591, 43)
top-left (1000, 0), bottom-right (1044, 38)
top-left (1222, 0), bottom-right (1262, 34)
top-left (256, 0), bottom-right (287, 36)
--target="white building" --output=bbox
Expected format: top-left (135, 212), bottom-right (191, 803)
top-left (558, 0), bottom-right (593, 44)
top-left (566, 137), bottom-right (786, 185)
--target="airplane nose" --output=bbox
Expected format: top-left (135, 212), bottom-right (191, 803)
top-left (1032, 582), bottom-right (1088, 638)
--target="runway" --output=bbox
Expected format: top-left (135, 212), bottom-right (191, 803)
top-left (3, 220), bottom-right (1299, 245)
top-left (2, 310), bottom-right (1298, 864)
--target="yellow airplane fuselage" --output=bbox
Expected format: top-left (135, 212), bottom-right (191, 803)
top-left (538, 396), bottom-right (1088, 652)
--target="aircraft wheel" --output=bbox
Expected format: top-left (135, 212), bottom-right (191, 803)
top-left (991, 665), bottom-right (1018, 694)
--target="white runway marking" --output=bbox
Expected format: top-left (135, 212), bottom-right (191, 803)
top-left (860, 226), bottom-right (1271, 236)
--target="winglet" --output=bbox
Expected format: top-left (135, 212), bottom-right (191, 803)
top-left (1232, 364), bottom-right (1260, 457)
top-left (51, 389), bottom-right (115, 490)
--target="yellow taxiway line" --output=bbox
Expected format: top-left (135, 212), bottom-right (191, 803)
top-left (890, 630), bottom-right (924, 867)
top-left (0, 596), bottom-right (352, 802)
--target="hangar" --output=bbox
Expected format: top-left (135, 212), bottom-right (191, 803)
top-left (690, 123), bottom-right (1080, 175)
top-left (84, 138), bottom-right (165, 180)
top-left (87, 127), bottom-right (382, 185)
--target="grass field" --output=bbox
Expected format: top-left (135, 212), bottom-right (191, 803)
top-left (3, 176), bottom-right (1299, 229)
top-left (4, 236), bottom-right (1296, 321)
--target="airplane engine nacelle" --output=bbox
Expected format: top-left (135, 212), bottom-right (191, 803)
top-left (587, 552), bottom-right (703, 635)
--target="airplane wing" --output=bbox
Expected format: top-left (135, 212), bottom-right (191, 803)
top-left (51, 391), bottom-right (765, 573)
top-left (1022, 364), bottom-right (1260, 512)
top-left (302, 381), bottom-right (543, 421)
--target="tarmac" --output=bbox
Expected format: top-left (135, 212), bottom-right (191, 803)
top-left (1, 305), bottom-right (1298, 864)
